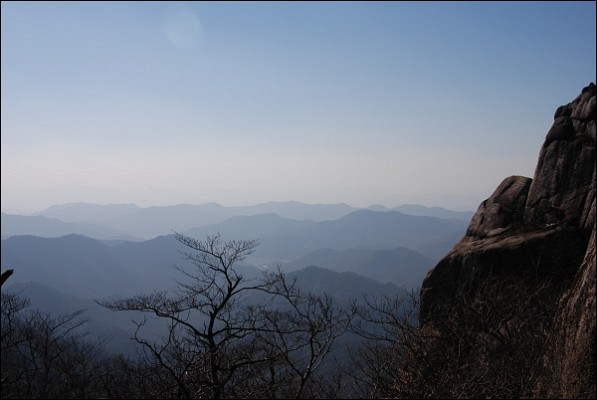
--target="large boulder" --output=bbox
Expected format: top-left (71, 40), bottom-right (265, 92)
top-left (418, 83), bottom-right (596, 398)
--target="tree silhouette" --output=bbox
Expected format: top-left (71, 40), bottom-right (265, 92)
top-left (101, 233), bottom-right (353, 399)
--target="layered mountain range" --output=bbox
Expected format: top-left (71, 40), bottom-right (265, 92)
top-left (2, 201), bottom-right (470, 358)
top-left (3, 201), bottom-right (473, 240)
top-left (420, 83), bottom-right (595, 397)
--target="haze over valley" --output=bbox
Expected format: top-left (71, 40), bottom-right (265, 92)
top-left (1, 199), bottom-right (468, 356)
top-left (2, 200), bottom-right (470, 291)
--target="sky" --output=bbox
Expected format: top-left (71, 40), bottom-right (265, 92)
top-left (1, 1), bottom-right (596, 214)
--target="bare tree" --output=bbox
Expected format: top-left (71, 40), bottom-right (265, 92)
top-left (244, 274), bottom-right (354, 399)
top-left (1, 287), bottom-right (31, 396)
top-left (101, 233), bottom-right (353, 399)
top-left (1, 269), bottom-right (14, 287)
top-left (345, 290), bottom-right (421, 399)
top-left (2, 268), bottom-right (115, 399)
top-left (344, 276), bottom-right (561, 399)
top-left (1, 288), bottom-right (108, 399)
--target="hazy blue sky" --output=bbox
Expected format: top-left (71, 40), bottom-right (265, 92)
top-left (2, 1), bottom-right (596, 213)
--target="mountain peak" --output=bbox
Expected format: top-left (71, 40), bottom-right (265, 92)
top-left (419, 83), bottom-right (596, 398)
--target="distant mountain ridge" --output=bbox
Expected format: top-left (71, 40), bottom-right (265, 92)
top-left (182, 213), bottom-right (316, 240)
top-left (23, 201), bottom-right (474, 239)
top-left (1, 212), bottom-right (140, 241)
top-left (393, 204), bottom-right (474, 221)
top-left (1, 234), bottom-right (158, 298)
top-left (30, 201), bottom-right (360, 238)
top-left (284, 246), bottom-right (435, 288)
top-left (287, 265), bottom-right (404, 303)
top-left (255, 210), bottom-right (467, 261)
top-left (2, 209), bottom-right (466, 299)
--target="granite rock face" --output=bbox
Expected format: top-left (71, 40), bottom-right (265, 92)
top-left (532, 227), bottom-right (596, 398)
top-left (419, 83), bottom-right (596, 397)
top-left (525, 83), bottom-right (596, 232)
top-left (466, 175), bottom-right (532, 239)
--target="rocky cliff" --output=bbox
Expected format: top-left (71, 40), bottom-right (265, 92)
top-left (419, 83), bottom-right (595, 398)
